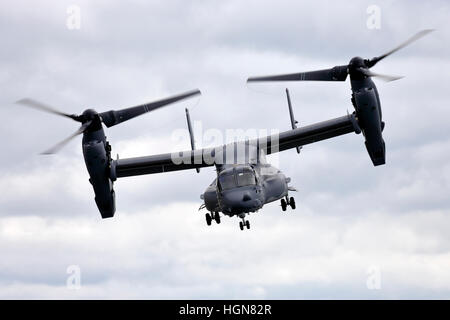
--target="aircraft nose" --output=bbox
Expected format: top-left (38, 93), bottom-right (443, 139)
top-left (221, 188), bottom-right (262, 214)
top-left (242, 192), bottom-right (252, 202)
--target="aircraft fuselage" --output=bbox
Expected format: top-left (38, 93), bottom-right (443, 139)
top-left (202, 163), bottom-right (291, 219)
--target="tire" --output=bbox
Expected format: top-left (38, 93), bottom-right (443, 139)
top-left (246, 220), bottom-right (250, 229)
top-left (290, 197), bottom-right (296, 210)
top-left (239, 221), bottom-right (244, 230)
top-left (205, 213), bottom-right (212, 226)
top-left (214, 212), bottom-right (221, 224)
top-left (281, 199), bottom-right (287, 211)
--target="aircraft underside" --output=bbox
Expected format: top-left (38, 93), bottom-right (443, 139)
top-left (202, 193), bottom-right (297, 230)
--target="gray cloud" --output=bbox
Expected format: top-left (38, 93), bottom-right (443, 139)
top-left (0, 0), bottom-right (449, 299)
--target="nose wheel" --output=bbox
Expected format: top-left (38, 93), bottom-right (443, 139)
top-left (239, 219), bottom-right (250, 230)
top-left (281, 196), bottom-right (296, 211)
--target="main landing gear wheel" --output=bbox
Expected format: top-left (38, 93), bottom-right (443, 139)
top-left (239, 221), bottom-right (244, 230)
top-left (290, 197), bottom-right (296, 210)
top-left (245, 220), bottom-right (250, 229)
top-left (214, 212), bottom-right (221, 224)
top-left (205, 213), bottom-right (212, 226)
top-left (281, 199), bottom-right (287, 211)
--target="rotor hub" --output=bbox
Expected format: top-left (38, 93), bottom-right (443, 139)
top-left (348, 57), bottom-right (369, 79)
top-left (81, 109), bottom-right (99, 121)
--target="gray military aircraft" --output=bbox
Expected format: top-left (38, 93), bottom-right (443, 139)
top-left (18, 30), bottom-right (431, 230)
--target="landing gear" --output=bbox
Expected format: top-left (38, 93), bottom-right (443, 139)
top-left (290, 197), bottom-right (296, 210)
top-left (206, 212), bottom-right (221, 226)
top-left (281, 196), bottom-right (296, 211)
top-left (214, 212), bottom-right (221, 224)
top-left (281, 199), bottom-right (287, 211)
top-left (239, 218), bottom-right (250, 230)
top-left (205, 213), bottom-right (212, 226)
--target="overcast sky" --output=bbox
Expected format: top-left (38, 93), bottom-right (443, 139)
top-left (0, 0), bottom-right (449, 299)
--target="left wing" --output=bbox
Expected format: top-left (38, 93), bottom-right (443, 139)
top-left (112, 113), bottom-right (359, 179)
top-left (264, 114), bottom-right (357, 154)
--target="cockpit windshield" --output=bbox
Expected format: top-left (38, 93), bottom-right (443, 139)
top-left (218, 168), bottom-right (256, 190)
top-left (236, 172), bottom-right (256, 187)
top-left (218, 174), bottom-right (235, 190)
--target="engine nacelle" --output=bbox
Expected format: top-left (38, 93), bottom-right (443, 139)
top-left (353, 87), bottom-right (385, 166)
top-left (83, 140), bottom-right (116, 218)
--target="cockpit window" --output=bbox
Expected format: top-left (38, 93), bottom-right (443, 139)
top-left (236, 172), bottom-right (256, 187)
top-left (218, 174), bottom-right (235, 190)
top-left (218, 168), bottom-right (256, 190)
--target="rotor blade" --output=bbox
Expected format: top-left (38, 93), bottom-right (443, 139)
top-left (247, 65), bottom-right (348, 82)
top-left (16, 98), bottom-right (80, 121)
top-left (41, 120), bottom-right (92, 155)
top-left (368, 29), bottom-right (434, 67)
top-left (99, 89), bottom-right (201, 128)
top-left (359, 68), bottom-right (403, 82)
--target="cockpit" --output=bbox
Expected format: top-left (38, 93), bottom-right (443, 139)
top-left (218, 166), bottom-right (256, 191)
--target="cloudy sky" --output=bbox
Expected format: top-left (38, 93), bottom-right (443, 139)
top-left (0, 0), bottom-right (449, 299)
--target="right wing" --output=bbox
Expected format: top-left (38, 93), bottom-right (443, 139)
top-left (112, 150), bottom-right (213, 178)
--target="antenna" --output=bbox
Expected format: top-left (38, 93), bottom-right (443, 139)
top-left (185, 108), bottom-right (200, 173)
top-left (286, 88), bottom-right (301, 154)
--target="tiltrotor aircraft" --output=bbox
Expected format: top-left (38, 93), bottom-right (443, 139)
top-left (18, 30), bottom-right (432, 230)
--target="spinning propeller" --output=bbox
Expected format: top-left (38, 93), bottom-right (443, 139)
top-left (247, 29), bottom-right (433, 83)
top-left (17, 89), bottom-right (201, 154)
